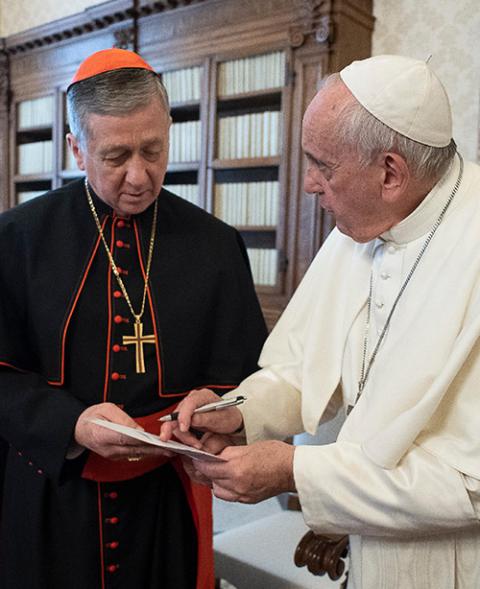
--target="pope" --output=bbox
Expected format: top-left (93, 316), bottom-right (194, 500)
top-left (163, 55), bottom-right (480, 589)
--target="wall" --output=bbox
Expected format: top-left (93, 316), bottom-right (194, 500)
top-left (372, 0), bottom-right (480, 161)
top-left (0, 0), bottom-right (100, 37)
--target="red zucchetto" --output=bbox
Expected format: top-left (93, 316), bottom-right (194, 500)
top-left (68, 48), bottom-right (155, 90)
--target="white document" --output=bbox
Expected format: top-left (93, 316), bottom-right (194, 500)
top-left (90, 418), bottom-right (225, 462)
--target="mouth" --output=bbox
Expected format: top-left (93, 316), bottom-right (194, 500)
top-left (122, 191), bottom-right (150, 200)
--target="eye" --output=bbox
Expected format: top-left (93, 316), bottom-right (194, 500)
top-left (104, 152), bottom-right (128, 166)
top-left (305, 154), bottom-right (333, 181)
top-left (142, 149), bottom-right (162, 161)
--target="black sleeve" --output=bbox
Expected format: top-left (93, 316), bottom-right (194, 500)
top-left (0, 369), bottom-right (87, 483)
top-left (0, 218), bottom-right (87, 484)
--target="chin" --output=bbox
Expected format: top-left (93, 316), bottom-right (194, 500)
top-left (336, 223), bottom-right (369, 244)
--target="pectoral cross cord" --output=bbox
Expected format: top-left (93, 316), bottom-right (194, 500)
top-left (85, 178), bottom-right (159, 375)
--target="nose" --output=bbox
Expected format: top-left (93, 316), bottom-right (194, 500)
top-left (124, 154), bottom-right (149, 189)
top-left (303, 167), bottom-right (321, 195)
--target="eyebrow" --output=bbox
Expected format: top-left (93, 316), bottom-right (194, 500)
top-left (304, 151), bottom-right (329, 168)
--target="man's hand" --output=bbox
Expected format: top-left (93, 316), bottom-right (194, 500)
top-left (193, 440), bottom-right (296, 503)
top-left (159, 388), bottom-right (244, 447)
top-left (74, 402), bottom-right (173, 461)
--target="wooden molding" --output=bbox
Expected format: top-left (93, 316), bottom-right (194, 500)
top-left (113, 26), bottom-right (136, 51)
top-left (4, 0), bottom-right (206, 55)
top-left (291, 0), bottom-right (333, 43)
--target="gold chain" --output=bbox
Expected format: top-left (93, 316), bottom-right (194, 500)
top-left (84, 178), bottom-right (158, 324)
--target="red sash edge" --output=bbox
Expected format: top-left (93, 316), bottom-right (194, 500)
top-left (81, 406), bottom-right (215, 589)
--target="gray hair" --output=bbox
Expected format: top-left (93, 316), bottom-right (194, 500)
top-left (324, 73), bottom-right (457, 181)
top-left (67, 68), bottom-right (170, 146)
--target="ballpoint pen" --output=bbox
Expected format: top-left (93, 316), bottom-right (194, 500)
top-left (159, 395), bottom-right (246, 422)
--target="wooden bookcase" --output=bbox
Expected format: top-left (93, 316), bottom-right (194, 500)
top-left (0, 0), bottom-right (374, 329)
top-left (13, 93), bottom-right (55, 204)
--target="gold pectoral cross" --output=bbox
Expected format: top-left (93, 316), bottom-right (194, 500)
top-left (122, 320), bottom-right (156, 374)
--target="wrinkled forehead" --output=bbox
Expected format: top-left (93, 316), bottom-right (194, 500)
top-left (302, 81), bottom-right (356, 144)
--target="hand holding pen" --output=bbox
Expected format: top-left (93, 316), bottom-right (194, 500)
top-left (159, 389), bottom-right (246, 444)
top-left (159, 396), bottom-right (246, 422)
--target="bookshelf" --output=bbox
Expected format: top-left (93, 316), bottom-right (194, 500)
top-left (0, 0), bottom-right (374, 328)
top-left (162, 64), bottom-right (204, 209)
top-left (11, 91), bottom-right (85, 203)
top-left (13, 94), bottom-right (54, 204)
top-left (212, 51), bottom-right (284, 290)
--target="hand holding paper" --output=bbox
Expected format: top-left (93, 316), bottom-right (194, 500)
top-left (90, 418), bottom-right (225, 462)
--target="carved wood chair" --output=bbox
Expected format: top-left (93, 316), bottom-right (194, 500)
top-left (295, 530), bottom-right (349, 588)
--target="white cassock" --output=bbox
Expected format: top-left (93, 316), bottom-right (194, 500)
top-left (234, 153), bottom-right (480, 588)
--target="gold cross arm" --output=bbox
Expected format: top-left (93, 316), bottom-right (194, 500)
top-left (122, 321), bottom-right (156, 373)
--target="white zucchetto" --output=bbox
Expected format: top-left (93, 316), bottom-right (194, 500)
top-left (340, 54), bottom-right (452, 148)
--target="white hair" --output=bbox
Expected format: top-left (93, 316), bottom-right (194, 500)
top-left (324, 73), bottom-right (457, 181)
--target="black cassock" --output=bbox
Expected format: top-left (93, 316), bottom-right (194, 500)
top-left (0, 180), bottom-right (267, 589)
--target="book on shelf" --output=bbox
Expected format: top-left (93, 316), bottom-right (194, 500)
top-left (17, 190), bottom-right (45, 204)
top-left (169, 120), bottom-right (201, 163)
top-left (17, 96), bottom-right (54, 130)
top-left (218, 111), bottom-right (281, 160)
top-left (247, 248), bottom-right (278, 286)
top-left (218, 51), bottom-right (285, 96)
top-left (214, 181), bottom-right (279, 226)
top-left (163, 184), bottom-right (199, 206)
top-left (162, 66), bottom-right (202, 104)
top-left (18, 141), bottom-right (53, 175)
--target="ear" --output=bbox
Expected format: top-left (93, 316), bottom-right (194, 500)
top-left (379, 152), bottom-right (410, 204)
top-left (66, 133), bottom-right (86, 171)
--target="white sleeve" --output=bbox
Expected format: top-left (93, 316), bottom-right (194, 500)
top-left (294, 440), bottom-right (480, 538)
top-left (236, 367), bottom-right (304, 443)
top-left (236, 367), bottom-right (342, 444)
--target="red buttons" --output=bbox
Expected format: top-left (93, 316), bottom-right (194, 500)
top-left (107, 564), bottom-right (119, 573)
top-left (114, 314), bottom-right (123, 324)
top-left (104, 491), bottom-right (118, 499)
top-left (112, 344), bottom-right (121, 353)
top-left (111, 372), bottom-right (126, 381)
top-left (106, 541), bottom-right (120, 550)
top-left (105, 517), bottom-right (119, 524)
top-left (116, 240), bottom-right (124, 248)
top-left (116, 220), bottom-right (125, 228)
top-left (113, 290), bottom-right (122, 299)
